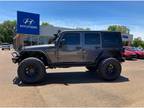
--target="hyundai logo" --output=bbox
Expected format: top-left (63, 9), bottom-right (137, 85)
top-left (23, 18), bottom-right (35, 25)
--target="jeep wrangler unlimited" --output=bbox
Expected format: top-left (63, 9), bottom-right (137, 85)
top-left (12, 30), bottom-right (124, 83)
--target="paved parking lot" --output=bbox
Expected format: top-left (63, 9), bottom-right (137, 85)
top-left (0, 49), bottom-right (144, 107)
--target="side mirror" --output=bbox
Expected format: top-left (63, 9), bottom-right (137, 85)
top-left (54, 34), bottom-right (57, 37)
top-left (59, 39), bottom-right (65, 47)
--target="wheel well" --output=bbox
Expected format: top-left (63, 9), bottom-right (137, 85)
top-left (20, 51), bottom-right (49, 66)
top-left (95, 50), bottom-right (122, 66)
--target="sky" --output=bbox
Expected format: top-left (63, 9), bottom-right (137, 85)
top-left (0, 1), bottom-right (144, 39)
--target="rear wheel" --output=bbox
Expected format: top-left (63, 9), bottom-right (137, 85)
top-left (18, 57), bottom-right (46, 84)
top-left (98, 58), bottom-right (121, 81)
top-left (2, 48), bottom-right (4, 50)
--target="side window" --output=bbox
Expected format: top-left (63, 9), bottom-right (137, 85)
top-left (102, 32), bottom-right (122, 48)
top-left (62, 33), bottom-right (80, 45)
top-left (85, 33), bottom-right (100, 45)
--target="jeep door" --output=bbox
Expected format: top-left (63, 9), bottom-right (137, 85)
top-left (83, 32), bottom-right (102, 63)
top-left (58, 32), bottom-right (83, 63)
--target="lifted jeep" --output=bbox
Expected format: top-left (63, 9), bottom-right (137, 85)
top-left (12, 30), bottom-right (124, 83)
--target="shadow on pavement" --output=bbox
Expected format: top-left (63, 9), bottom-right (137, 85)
top-left (13, 71), bottom-right (129, 87)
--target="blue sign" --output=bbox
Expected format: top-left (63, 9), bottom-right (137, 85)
top-left (17, 11), bottom-right (40, 35)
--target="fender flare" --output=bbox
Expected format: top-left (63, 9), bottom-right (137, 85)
top-left (19, 50), bottom-right (51, 65)
top-left (94, 50), bottom-right (113, 66)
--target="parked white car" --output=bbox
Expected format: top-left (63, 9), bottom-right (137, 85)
top-left (1, 43), bottom-right (11, 50)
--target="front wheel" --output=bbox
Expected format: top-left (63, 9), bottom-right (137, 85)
top-left (18, 57), bottom-right (46, 84)
top-left (98, 58), bottom-right (121, 81)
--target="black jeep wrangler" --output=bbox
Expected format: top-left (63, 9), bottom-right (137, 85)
top-left (12, 30), bottom-right (124, 83)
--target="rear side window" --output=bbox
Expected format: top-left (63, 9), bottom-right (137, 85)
top-left (62, 33), bottom-right (80, 45)
top-left (101, 32), bottom-right (122, 48)
top-left (85, 33), bottom-right (100, 45)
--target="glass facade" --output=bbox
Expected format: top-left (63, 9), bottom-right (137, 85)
top-left (23, 35), bottom-right (49, 46)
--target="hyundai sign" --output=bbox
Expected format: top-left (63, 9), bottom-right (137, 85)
top-left (17, 11), bottom-right (40, 35)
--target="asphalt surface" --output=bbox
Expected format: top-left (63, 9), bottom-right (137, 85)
top-left (0, 49), bottom-right (144, 107)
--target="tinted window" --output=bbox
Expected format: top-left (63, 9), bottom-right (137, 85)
top-left (85, 33), bottom-right (100, 45)
top-left (102, 32), bottom-right (122, 48)
top-left (62, 33), bottom-right (80, 45)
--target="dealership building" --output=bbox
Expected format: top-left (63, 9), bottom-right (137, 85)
top-left (121, 33), bottom-right (133, 45)
top-left (14, 25), bottom-right (72, 50)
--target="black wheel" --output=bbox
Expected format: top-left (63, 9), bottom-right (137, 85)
top-left (86, 66), bottom-right (97, 72)
top-left (2, 48), bottom-right (4, 50)
top-left (98, 58), bottom-right (121, 81)
top-left (17, 57), bottom-right (46, 84)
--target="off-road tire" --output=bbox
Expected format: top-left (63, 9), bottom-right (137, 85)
top-left (17, 57), bottom-right (46, 84)
top-left (98, 58), bottom-right (121, 81)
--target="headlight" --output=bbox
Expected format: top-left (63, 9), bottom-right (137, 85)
top-left (11, 52), bottom-right (20, 57)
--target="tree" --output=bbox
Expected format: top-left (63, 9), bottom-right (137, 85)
top-left (132, 37), bottom-right (144, 48)
top-left (141, 41), bottom-right (144, 48)
top-left (41, 22), bottom-right (49, 26)
top-left (0, 20), bottom-right (16, 43)
top-left (108, 25), bottom-right (130, 34)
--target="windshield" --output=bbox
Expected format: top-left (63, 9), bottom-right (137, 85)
top-left (134, 47), bottom-right (143, 51)
top-left (128, 47), bottom-right (143, 51)
top-left (131, 47), bottom-right (137, 51)
top-left (124, 47), bottom-right (135, 51)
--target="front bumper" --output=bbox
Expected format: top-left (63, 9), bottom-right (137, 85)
top-left (11, 52), bottom-right (20, 63)
top-left (12, 57), bottom-right (19, 63)
top-left (126, 54), bottom-right (137, 59)
top-left (138, 54), bottom-right (144, 59)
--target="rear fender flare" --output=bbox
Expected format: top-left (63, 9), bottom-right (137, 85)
top-left (94, 50), bottom-right (112, 67)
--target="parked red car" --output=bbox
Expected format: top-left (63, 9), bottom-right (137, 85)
top-left (122, 49), bottom-right (137, 60)
top-left (125, 46), bottom-right (144, 59)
